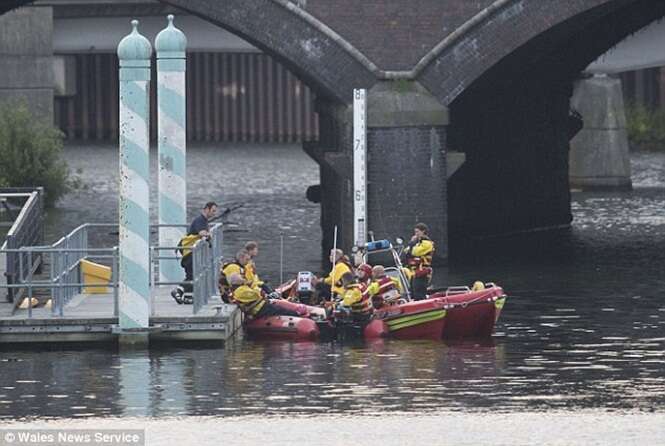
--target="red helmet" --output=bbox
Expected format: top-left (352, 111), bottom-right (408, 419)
top-left (356, 263), bottom-right (372, 279)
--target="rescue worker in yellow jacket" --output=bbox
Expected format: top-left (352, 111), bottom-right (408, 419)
top-left (366, 265), bottom-right (402, 309)
top-left (227, 273), bottom-right (298, 318)
top-left (339, 272), bottom-right (373, 321)
top-left (244, 240), bottom-right (276, 296)
top-left (244, 241), bottom-right (262, 288)
top-left (219, 249), bottom-right (251, 303)
top-left (313, 248), bottom-right (353, 301)
top-left (403, 222), bottom-right (435, 300)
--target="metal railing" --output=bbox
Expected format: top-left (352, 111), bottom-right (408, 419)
top-left (193, 223), bottom-right (224, 313)
top-left (1, 187), bottom-right (44, 303)
top-left (150, 223), bottom-right (224, 314)
top-left (1, 245), bottom-right (118, 318)
top-left (0, 222), bottom-right (223, 318)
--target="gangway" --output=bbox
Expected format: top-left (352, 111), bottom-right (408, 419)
top-left (1, 187), bottom-right (44, 306)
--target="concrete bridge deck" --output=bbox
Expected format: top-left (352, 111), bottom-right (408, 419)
top-left (0, 288), bottom-right (242, 345)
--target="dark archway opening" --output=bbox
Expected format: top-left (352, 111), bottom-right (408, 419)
top-left (446, 0), bottom-right (665, 260)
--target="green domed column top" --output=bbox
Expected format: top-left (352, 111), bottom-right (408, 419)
top-left (117, 19), bottom-right (152, 80)
top-left (155, 14), bottom-right (187, 71)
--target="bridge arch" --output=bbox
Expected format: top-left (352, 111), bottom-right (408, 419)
top-left (429, 0), bottom-right (665, 240)
top-left (160, 0), bottom-right (377, 104)
top-left (417, 0), bottom-right (665, 106)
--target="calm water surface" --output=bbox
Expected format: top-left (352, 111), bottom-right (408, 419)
top-left (1, 145), bottom-right (664, 444)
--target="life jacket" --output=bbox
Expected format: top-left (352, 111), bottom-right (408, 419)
top-left (218, 261), bottom-right (245, 303)
top-left (326, 258), bottom-right (354, 296)
top-left (406, 236), bottom-right (434, 278)
top-left (231, 284), bottom-right (266, 317)
top-left (245, 260), bottom-right (263, 288)
top-left (375, 276), bottom-right (400, 300)
top-left (368, 276), bottom-right (400, 308)
top-left (177, 234), bottom-right (201, 258)
top-left (358, 277), bottom-right (371, 288)
top-left (342, 283), bottom-right (373, 316)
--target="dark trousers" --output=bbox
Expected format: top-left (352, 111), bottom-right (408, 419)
top-left (411, 275), bottom-right (429, 300)
top-left (315, 282), bottom-right (332, 301)
top-left (352, 312), bottom-right (372, 323)
top-left (255, 302), bottom-right (300, 318)
top-left (180, 255), bottom-right (193, 294)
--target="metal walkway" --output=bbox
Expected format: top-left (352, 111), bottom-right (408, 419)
top-left (0, 221), bottom-right (242, 345)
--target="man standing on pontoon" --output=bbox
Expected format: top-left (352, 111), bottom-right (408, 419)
top-left (171, 201), bottom-right (217, 304)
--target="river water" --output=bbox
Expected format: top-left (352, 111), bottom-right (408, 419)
top-left (1, 145), bottom-right (664, 445)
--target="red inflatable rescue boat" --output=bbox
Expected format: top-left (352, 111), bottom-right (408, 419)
top-left (243, 299), bottom-right (329, 341)
top-left (364, 283), bottom-right (506, 340)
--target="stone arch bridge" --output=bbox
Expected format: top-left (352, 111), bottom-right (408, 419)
top-left (3, 0), bottom-right (665, 259)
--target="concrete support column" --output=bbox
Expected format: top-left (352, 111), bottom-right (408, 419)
top-left (366, 82), bottom-right (449, 260)
top-left (117, 21), bottom-right (152, 332)
top-left (155, 15), bottom-right (188, 285)
top-left (0, 6), bottom-right (54, 123)
top-left (307, 82), bottom-right (449, 262)
top-left (569, 75), bottom-right (632, 189)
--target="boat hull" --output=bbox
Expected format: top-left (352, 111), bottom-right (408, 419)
top-left (430, 287), bottom-right (506, 340)
top-left (245, 315), bottom-right (320, 341)
top-left (243, 300), bottom-right (328, 341)
top-left (373, 299), bottom-right (447, 340)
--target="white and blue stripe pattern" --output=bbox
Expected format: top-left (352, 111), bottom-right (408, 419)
top-left (118, 20), bottom-right (152, 329)
top-left (156, 15), bottom-right (188, 285)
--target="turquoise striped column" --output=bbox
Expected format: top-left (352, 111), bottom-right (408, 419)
top-left (117, 20), bottom-right (152, 329)
top-left (155, 15), bottom-right (187, 285)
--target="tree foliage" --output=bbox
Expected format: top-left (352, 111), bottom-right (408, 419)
top-left (625, 104), bottom-right (665, 152)
top-left (0, 101), bottom-right (74, 206)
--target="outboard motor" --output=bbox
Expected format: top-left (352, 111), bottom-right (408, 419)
top-left (296, 271), bottom-right (315, 305)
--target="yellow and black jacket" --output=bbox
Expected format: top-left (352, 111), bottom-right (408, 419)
top-left (218, 261), bottom-right (246, 301)
top-left (404, 237), bottom-right (435, 278)
top-left (367, 276), bottom-right (401, 297)
top-left (342, 283), bottom-right (373, 316)
top-left (245, 260), bottom-right (264, 289)
top-left (231, 284), bottom-right (266, 317)
top-left (324, 259), bottom-right (353, 296)
top-left (177, 234), bottom-right (201, 258)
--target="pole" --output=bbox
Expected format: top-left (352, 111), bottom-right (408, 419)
top-left (156, 15), bottom-right (188, 285)
top-left (353, 88), bottom-right (367, 247)
top-left (117, 20), bottom-right (152, 330)
top-left (279, 233), bottom-right (284, 285)
top-left (331, 225), bottom-right (338, 298)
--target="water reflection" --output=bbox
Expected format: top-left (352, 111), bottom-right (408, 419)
top-left (0, 319), bottom-right (663, 419)
top-left (0, 340), bottom-right (508, 419)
